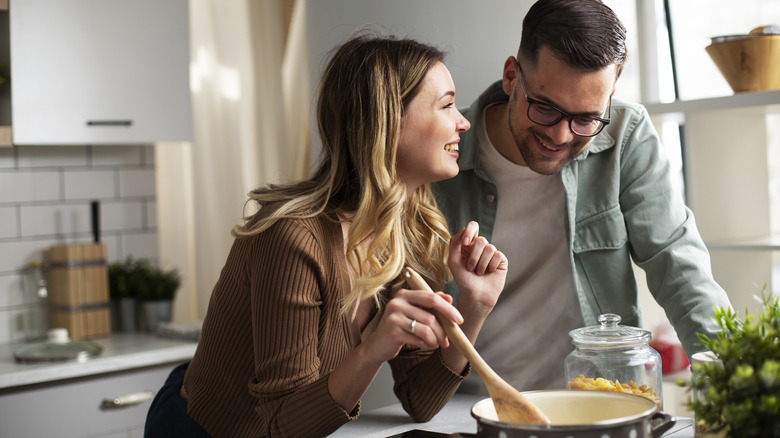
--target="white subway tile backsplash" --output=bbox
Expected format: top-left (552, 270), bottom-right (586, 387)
top-left (0, 206), bottom-right (18, 239)
top-left (0, 148), bottom-right (14, 169)
top-left (146, 200), bottom-right (157, 229)
top-left (17, 145), bottom-right (89, 168)
top-left (20, 203), bottom-right (94, 238)
top-left (102, 234), bottom-right (122, 263)
top-left (119, 168), bottom-right (156, 198)
top-left (91, 145), bottom-right (145, 166)
top-left (0, 238), bottom-right (60, 273)
top-left (0, 145), bottom-right (159, 344)
top-left (0, 274), bottom-right (24, 308)
top-left (121, 231), bottom-right (159, 261)
top-left (0, 171), bottom-right (60, 203)
top-left (64, 169), bottom-right (116, 200)
top-left (102, 200), bottom-right (145, 232)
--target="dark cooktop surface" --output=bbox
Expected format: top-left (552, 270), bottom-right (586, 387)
top-left (385, 431), bottom-right (474, 438)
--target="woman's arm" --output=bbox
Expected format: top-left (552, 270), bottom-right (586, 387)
top-left (384, 221), bottom-right (507, 421)
top-left (327, 283), bottom-right (464, 414)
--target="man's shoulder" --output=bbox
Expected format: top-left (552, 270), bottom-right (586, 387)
top-left (584, 97), bottom-right (654, 157)
top-left (610, 96), bottom-right (649, 120)
top-left (603, 97), bottom-right (653, 136)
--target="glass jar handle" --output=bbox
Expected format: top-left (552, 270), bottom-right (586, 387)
top-left (598, 313), bottom-right (621, 328)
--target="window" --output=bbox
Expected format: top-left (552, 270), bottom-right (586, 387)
top-left (657, 0), bottom-right (780, 102)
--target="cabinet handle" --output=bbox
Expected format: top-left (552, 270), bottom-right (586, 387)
top-left (86, 120), bottom-right (134, 127)
top-left (100, 390), bottom-right (155, 410)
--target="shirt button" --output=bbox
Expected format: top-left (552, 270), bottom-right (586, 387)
top-left (486, 194), bottom-right (495, 203)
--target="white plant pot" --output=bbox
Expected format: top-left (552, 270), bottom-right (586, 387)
top-left (137, 300), bottom-right (172, 334)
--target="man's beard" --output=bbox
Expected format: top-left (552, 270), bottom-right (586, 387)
top-left (507, 102), bottom-right (587, 176)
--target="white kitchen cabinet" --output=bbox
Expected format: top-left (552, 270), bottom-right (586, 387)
top-left (645, 89), bottom-right (780, 314)
top-left (0, 363), bottom-right (173, 438)
top-left (8, 0), bottom-right (191, 145)
top-left (0, 334), bottom-right (196, 438)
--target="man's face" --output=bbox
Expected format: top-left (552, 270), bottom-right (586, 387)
top-left (503, 47), bottom-right (616, 175)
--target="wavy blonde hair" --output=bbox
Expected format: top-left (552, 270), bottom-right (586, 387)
top-left (233, 34), bottom-right (452, 317)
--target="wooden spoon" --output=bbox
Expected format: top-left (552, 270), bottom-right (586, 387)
top-left (403, 267), bottom-right (551, 426)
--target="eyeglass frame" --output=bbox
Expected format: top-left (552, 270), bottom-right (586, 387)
top-left (516, 61), bottom-right (611, 137)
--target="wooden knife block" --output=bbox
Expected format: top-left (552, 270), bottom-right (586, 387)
top-left (45, 243), bottom-right (111, 339)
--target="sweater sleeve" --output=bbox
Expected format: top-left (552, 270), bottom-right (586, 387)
top-left (389, 347), bottom-right (470, 422)
top-left (247, 219), bottom-right (356, 437)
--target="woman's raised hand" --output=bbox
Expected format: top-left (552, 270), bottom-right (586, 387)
top-left (448, 221), bottom-right (507, 317)
top-left (361, 221), bottom-right (506, 364)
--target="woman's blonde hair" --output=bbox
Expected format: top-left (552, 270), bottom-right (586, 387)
top-left (234, 34), bottom-right (452, 316)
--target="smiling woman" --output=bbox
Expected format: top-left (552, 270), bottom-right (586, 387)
top-left (146, 32), bottom-right (509, 438)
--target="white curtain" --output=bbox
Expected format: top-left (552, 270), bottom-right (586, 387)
top-left (156, 0), bottom-right (310, 322)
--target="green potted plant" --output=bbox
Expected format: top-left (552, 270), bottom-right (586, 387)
top-left (108, 258), bottom-right (137, 332)
top-left (131, 258), bottom-right (181, 333)
top-left (108, 257), bottom-right (181, 334)
top-left (679, 286), bottom-right (780, 437)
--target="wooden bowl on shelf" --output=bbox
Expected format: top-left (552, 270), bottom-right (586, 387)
top-left (705, 34), bottom-right (780, 92)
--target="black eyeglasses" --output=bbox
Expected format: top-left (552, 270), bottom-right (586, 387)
top-left (516, 62), bottom-right (611, 137)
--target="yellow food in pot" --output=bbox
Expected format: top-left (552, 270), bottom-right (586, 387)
top-left (568, 374), bottom-right (660, 408)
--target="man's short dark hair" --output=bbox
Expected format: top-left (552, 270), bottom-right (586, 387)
top-left (519, 0), bottom-right (628, 78)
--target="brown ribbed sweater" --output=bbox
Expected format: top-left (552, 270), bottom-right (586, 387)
top-left (182, 212), bottom-right (467, 438)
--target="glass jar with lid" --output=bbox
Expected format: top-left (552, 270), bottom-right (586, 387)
top-left (22, 261), bottom-right (49, 341)
top-left (565, 313), bottom-right (663, 410)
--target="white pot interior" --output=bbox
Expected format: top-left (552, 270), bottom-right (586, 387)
top-left (472, 390), bottom-right (657, 426)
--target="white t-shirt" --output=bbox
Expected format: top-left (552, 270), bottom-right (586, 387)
top-left (459, 104), bottom-right (585, 394)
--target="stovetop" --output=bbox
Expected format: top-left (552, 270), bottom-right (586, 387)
top-left (385, 431), bottom-right (474, 438)
top-left (383, 416), bottom-right (695, 438)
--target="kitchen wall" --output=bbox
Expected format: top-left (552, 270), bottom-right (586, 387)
top-left (305, 0), bottom-right (640, 148)
top-left (0, 145), bottom-right (159, 344)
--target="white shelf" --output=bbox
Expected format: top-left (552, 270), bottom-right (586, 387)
top-left (645, 89), bottom-right (780, 115)
top-left (707, 235), bottom-right (780, 251)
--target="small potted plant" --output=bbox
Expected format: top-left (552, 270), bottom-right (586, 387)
top-left (108, 258), bottom-right (137, 332)
top-left (678, 285), bottom-right (780, 437)
top-left (108, 257), bottom-right (180, 334)
top-left (132, 258), bottom-right (181, 333)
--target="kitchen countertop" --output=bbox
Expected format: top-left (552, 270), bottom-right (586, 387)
top-left (329, 394), bottom-right (695, 438)
top-left (330, 394), bottom-right (484, 437)
top-left (1, 334), bottom-right (695, 436)
top-left (0, 333), bottom-right (197, 390)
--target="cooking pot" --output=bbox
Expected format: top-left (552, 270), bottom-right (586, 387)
top-left (471, 390), bottom-right (675, 438)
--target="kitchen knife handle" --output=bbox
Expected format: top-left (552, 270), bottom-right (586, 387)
top-left (100, 390), bottom-right (155, 410)
top-left (91, 200), bottom-right (100, 243)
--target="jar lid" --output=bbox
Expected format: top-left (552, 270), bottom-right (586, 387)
top-left (14, 328), bottom-right (102, 363)
top-left (569, 313), bottom-right (652, 348)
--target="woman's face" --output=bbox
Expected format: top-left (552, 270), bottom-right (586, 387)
top-left (396, 61), bottom-right (470, 193)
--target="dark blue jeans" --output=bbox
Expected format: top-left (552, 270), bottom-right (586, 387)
top-left (145, 361), bottom-right (212, 437)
